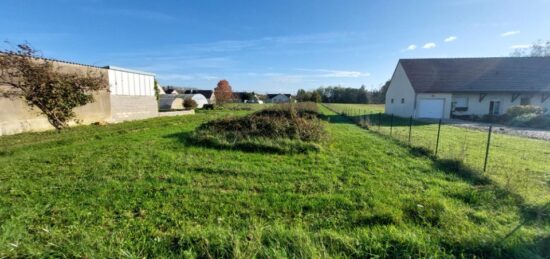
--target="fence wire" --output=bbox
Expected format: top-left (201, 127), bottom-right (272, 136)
top-left (322, 103), bottom-right (550, 206)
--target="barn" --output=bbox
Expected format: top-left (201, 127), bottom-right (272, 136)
top-left (385, 57), bottom-right (550, 119)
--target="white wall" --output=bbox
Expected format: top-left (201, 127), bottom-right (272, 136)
top-left (108, 69), bottom-right (155, 96)
top-left (385, 63), bottom-right (416, 117)
top-left (109, 95), bottom-right (158, 122)
top-left (452, 93), bottom-right (550, 116)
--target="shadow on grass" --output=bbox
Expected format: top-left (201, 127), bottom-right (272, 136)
top-left (163, 132), bottom-right (320, 155)
top-left (325, 111), bottom-right (549, 252)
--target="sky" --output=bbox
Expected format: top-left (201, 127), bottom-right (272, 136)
top-left (1, 0), bottom-right (550, 93)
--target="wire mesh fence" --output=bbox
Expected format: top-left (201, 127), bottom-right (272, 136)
top-left (322, 103), bottom-right (550, 205)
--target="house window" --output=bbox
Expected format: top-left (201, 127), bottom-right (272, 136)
top-left (520, 97), bottom-right (531, 106)
top-left (489, 101), bottom-right (501, 115)
top-left (391, 98), bottom-right (394, 103)
top-left (401, 98), bottom-right (405, 103)
top-left (452, 97), bottom-right (468, 111)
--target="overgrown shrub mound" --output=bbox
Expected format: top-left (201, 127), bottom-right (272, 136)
top-left (191, 103), bottom-right (325, 153)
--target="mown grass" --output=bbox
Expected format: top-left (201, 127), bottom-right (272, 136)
top-left (324, 103), bottom-right (550, 207)
top-left (0, 105), bottom-right (549, 257)
top-left (324, 103), bottom-right (385, 114)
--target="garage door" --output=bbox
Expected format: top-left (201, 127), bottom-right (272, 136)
top-left (417, 99), bottom-right (445, 118)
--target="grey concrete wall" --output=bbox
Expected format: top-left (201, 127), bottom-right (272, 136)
top-left (109, 95), bottom-right (159, 122)
top-left (0, 60), bottom-right (111, 136)
top-left (0, 91), bottom-right (111, 136)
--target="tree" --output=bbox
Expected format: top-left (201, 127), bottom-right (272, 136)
top-left (214, 79), bottom-right (233, 104)
top-left (0, 44), bottom-right (106, 130)
top-left (511, 40), bottom-right (550, 57)
top-left (311, 91), bottom-right (322, 103)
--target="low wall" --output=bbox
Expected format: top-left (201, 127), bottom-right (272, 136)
top-left (0, 91), bottom-right (111, 136)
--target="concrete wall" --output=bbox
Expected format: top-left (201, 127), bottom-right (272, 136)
top-left (109, 95), bottom-right (158, 122)
top-left (0, 59), bottom-right (160, 136)
top-left (452, 92), bottom-right (550, 116)
top-left (385, 63), bottom-right (416, 117)
top-left (0, 91), bottom-right (111, 136)
top-left (0, 61), bottom-right (112, 136)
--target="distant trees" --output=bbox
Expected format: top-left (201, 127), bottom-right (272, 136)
top-left (511, 40), bottom-right (550, 57)
top-left (214, 79), bottom-right (233, 104)
top-left (296, 81), bottom-right (390, 104)
top-left (0, 43), bottom-right (106, 130)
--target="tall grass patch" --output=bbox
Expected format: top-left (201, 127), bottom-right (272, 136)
top-left (190, 102), bottom-right (325, 153)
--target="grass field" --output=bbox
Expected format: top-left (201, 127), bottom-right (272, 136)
top-left (0, 105), bottom-right (549, 257)
top-left (324, 103), bottom-right (550, 207)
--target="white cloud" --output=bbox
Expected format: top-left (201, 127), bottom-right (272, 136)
top-left (510, 44), bottom-right (531, 49)
top-left (423, 42), bottom-right (437, 49)
top-left (444, 36), bottom-right (458, 42)
top-left (501, 31), bottom-right (520, 37)
top-left (407, 44), bottom-right (417, 50)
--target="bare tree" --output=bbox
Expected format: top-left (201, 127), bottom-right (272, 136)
top-left (0, 43), bottom-right (107, 130)
top-left (511, 40), bottom-right (550, 57)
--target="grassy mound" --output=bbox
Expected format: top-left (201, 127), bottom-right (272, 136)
top-left (190, 103), bottom-right (324, 153)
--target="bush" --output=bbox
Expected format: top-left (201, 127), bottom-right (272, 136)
top-left (183, 98), bottom-right (198, 110)
top-left (527, 115), bottom-right (550, 129)
top-left (509, 113), bottom-right (539, 127)
top-left (506, 105), bottom-right (545, 118)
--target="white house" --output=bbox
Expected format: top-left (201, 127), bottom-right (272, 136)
top-left (385, 57), bottom-right (550, 119)
top-left (267, 94), bottom-right (292, 103)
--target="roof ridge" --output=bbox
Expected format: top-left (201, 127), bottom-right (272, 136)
top-left (400, 56), bottom-right (550, 61)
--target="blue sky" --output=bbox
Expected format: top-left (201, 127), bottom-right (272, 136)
top-left (1, 0), bottom-right (550, 93)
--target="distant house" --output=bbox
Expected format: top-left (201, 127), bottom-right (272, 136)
top-left (267, 94), bottom-right (292, 103)
top-left (233, 92), bottom-right (261, 103)
top-left (385, 57), bottom-right (550, 119)
top-left (163, 86), bottom-right (186, 95)
top-left (184, 89), bottom-right (216, 104)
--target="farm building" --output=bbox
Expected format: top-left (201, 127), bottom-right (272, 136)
top-left (385, 57), bottom-right (550, 119)
top-left (267, 94), bottom-right (292, 103)
top-left (0, 58), bottom-right (158, 136)
top-left (182, 93), bottom-right (208, 108)
top-left (185, 89), bottom-right (216, 104)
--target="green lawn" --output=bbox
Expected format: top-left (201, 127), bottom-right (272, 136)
top-left (323, 103), bottom-right (550, 207)
top-left (0, 105), bottom-right (548, 257)
top-left (323, 103), bottom-right (385, 114)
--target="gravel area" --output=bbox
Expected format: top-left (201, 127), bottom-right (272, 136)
top-left (443, 119), bottom-right (550, 141)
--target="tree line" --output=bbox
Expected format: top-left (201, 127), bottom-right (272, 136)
top-left (296, 81), bottom-right (390, 104)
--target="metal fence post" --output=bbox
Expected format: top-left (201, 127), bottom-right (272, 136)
top-left (408, 116), bottom-right (413, 145)
top-left (390, 114), bottom-right (394, 136)
top-left (483, 125), bottom-right (493, 172)
top-left (435, 119), bottom-right (442, 156)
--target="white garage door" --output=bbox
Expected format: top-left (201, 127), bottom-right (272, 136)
top-left (417, 99), bottom-right (445, 118)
